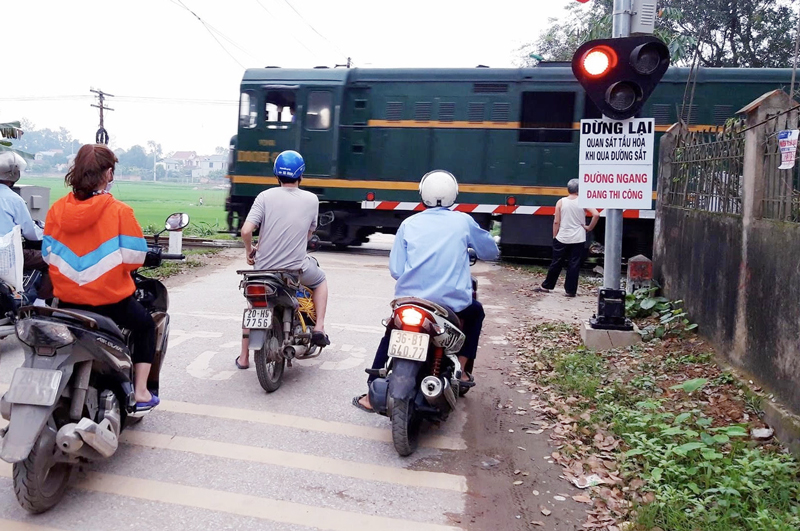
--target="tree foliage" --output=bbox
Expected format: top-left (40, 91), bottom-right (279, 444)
top-left (517, 0), bottom-right (797, 68)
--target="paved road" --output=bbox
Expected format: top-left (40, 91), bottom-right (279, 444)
top-left (0, 235), bottom-right (502, 531)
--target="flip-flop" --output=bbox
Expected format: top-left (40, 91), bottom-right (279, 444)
top-left (459, 372), bottom-right (476, 389)
top-left (352, 394), bottom-right (375, 414)
top-left (135, 394), bottom-right (160, 413)
top-left (311, 331), bottom-right (331, 347)
top-left (235, 357), bottom-right (249, 370)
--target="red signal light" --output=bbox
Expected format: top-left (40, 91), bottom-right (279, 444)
top-left (506, 196), bottom-right (517, 206)
top-left (366, 192), bottom-right (375, 201)
top-left (581, 46), bottom-right (617, 77)
top-left (576, 0), bottom-right (591, 3)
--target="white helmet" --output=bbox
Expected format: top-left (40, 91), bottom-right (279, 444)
top-left (419, 170), bottom-right (458, 208)
top-left (0, 151), bottom-right (26, 184)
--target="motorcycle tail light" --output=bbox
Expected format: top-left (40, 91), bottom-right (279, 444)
top-left (16, 319), bottom-right (75, 351)
top-left (398, 307), bottom-right (425, 327)
top-left (245, 283), bottom-right (275, 308)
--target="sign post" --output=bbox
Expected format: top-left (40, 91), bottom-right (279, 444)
top-left (570, 0), bottom-right (666, 331)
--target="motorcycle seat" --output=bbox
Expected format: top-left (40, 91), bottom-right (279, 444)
top-left (61, 309), bottom-right (126, 341)
top-left (392, 297), bottom-right (461, 328)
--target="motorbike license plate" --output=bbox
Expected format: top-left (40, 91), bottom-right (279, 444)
top-left (242, 308), bottom-right (272, 329)
top-left (5, 368), bottom-right (63, 407)
top-left (388, 330), bottom-right (430, 361)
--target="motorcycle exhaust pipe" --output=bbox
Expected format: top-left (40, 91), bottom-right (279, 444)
top-left (56, 417), bottom-right (119, 458)
top-left (283, 345), bottom-right (309, 359)
top-left (421, 376), bottom-right (452, 411)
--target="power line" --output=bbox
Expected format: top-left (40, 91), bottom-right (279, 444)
top-left (279, 0), bottom-right (349, 62)
top-left (0, 95), bottom-right (236, 106)
top-left (254, 0), bottom-right (321, 61)
top-left (170, 0), bottom-right (247, 69)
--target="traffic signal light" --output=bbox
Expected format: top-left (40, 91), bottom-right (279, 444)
top-left (571, 36), bottom-right (670, 120)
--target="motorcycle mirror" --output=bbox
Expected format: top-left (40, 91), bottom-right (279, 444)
top-left (468, 248), bottom-right (477, 266)
top-left (165, 212), bottom-right (190, 232)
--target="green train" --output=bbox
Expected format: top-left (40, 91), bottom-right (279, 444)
top-left (225, 65), bottom-right (792, 257)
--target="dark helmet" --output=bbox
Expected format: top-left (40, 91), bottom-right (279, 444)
top-left (273, 150), bottom-right (305, 180)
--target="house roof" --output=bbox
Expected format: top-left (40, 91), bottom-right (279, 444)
top-left (171, 151), bottom-right (197, 160)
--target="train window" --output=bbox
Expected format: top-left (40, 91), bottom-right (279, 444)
top-left (439, 102), bottom-right (455, 122)
top-left (519, 91), bottom-right (576, 143)
top-left (306, 91), bottom-right (332, 130)
top-left (354, 99), bottom-right (367, 109)
top-left (239, 91), bottom-right (258, 129)
top-left (265, 90), bottom-right (296, 129)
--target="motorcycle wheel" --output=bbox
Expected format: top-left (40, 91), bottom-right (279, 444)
top-left (255, 317), bottom-right (285, 393)
top-left (13, 423), bottom-right (73, 514)
top-left (391, 399), bottom-right (421, 457)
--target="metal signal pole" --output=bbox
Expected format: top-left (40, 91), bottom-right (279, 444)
top-left (90, 88), bottom-right (114, 145)
top-left (599, 0), bottom-right (633, 290)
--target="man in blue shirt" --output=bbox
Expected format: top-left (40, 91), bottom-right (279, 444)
top-left (354, 170), bottom-right (499, 412)
top-left (0, 151), bottom-right (48, 301)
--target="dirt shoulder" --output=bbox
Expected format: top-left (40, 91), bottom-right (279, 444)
top-left (459, 265), bottom-right (599, 531)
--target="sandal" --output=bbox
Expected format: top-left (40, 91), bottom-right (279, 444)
top-left (352, 394), bottom-right (375, 414)
top-left (311, 331), bottom-right (331, 347)
top-left (135, 394), bottom-right (160, 413)
top-left (235, 357), bottom-right (249, 370)
top-left (533, 286), bottom-right (552, 294)
top-left (459, 372), bottom-right (476, 389)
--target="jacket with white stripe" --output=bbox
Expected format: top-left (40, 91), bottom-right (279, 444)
top-left (43, 192), bottom-right (147, 306)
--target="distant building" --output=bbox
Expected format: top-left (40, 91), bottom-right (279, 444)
top-left (192, 154), bottom-right (229, 178)
top-left (170, 151), bottom-right (198, 168)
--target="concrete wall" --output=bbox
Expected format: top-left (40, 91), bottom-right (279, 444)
top-left (656, 207), bottom-right (742, 355)
top-left (654, 90), bottom-right (800, 413)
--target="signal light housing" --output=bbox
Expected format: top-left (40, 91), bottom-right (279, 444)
top-left (572, 36), bottom-right (670, 120)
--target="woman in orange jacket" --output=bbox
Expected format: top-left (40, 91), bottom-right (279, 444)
top-left (43, 144), bottom-right (159, 412)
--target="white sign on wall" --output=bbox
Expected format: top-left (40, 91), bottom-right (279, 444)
top-left (578, 118), bottom-right (655, 210)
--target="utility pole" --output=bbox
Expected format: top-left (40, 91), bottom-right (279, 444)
top-left (90, 88), bottom-right (114, 145)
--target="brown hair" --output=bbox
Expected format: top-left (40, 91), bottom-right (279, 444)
top-left (65, 144), bottom-right (118, 200)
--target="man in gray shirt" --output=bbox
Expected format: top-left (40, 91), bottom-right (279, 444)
top-left (236, 150), bottom-right (329, 370)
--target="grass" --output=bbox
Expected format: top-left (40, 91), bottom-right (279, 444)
top-left (22, 176), bottom-right (229, 233)
top-left (513, 322), bottom-right (800, 531)
top-left (139, 248), bottom-right (222, 280)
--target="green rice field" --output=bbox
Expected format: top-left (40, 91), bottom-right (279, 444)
top-left (22, 176), bottom-right (230, 235)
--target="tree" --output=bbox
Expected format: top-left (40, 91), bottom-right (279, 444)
top-left (118, 145), bottom-right (149, 169)
top-left (214, 146), bottom-right (228, 155)
top-left (517, 0), bottom-right (796, 68)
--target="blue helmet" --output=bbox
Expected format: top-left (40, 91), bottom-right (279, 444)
top-left (273, 150), bottom-right (305, 180)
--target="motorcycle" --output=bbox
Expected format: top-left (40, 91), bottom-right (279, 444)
top-left (0, 213), bottom-right (189, 513)
top-left (367, 250), bottom-right (479, 457)
top-left (237, 236), bottom-right (326, 393)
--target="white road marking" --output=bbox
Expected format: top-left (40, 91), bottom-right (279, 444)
top-left (0, 519), bottom-right (67, 531)
top-left (156, 399), bottom-right (466, 450)
top-left (120, 430), bottom-right (467, 492)
top-left (186, 350), bottom-right (237, 380)
top-left (0, 464), bottom-right (461, 531)
top-left (172, 312), bottom-right (386, 334)
top-left (295, 344), bottom-right (368, 371)
top-left (168, 329), bottom-right (224, 347)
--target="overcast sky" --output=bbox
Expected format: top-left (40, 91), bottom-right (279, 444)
top-left (3, 0), bottom-right (575, 155)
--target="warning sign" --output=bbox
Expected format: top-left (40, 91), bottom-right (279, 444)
top-left (578, 118), bottom-right (655, 209)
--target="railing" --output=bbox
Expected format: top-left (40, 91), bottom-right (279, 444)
top-left (662, 119), bottom-right (745, 215)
